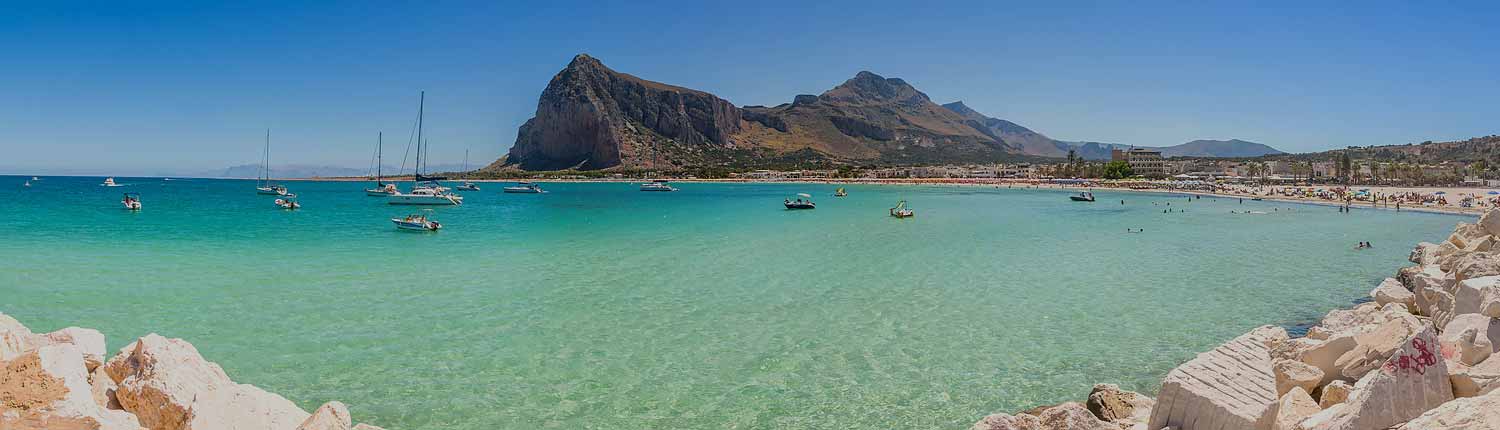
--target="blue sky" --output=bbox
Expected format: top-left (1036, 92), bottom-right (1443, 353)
top-left (2, 1), bottom-right (1497, 175)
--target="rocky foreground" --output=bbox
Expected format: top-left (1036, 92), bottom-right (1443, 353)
top-left (0, 319), bottom-right (383, 430)
top-left (971, 210), bottom-right (1500, 429)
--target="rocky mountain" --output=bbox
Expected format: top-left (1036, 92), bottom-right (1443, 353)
top-left (492, 54), bottom-right (1284, 171)
top-left (495, 54), bottom-right (744, 171)
top-left (492, 55), bottom-right (1014, 171)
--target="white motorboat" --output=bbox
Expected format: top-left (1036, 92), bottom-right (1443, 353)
top-left (392, 213), bottom-right (441, 231)
top-left (121, 192), bottom-right (142, 210)
top-left (889, 200), bottom-right (914, 218)
top-left (102, 177), bottom-right (120, 187)
top-left (275, 196), bottom-right (301, 210)
top-left (365, 132), bottom-right (398, 196)
top-left (502, 182), bottom-right (545, 194)
top-left (1069, 191), bottom-right (1095, 202)
top-left (388, 92), bottom-right (462, 206)
top-left (784, 193), bottom-right (815, 209)
top-left (640, 180), bottom-right (677, 192)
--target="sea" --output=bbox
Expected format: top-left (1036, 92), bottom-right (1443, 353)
top-left (0, 176), bottom-right (1464, 429)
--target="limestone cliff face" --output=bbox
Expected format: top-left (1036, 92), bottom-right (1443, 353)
top-left (497, 54), bottom-right (743, 171)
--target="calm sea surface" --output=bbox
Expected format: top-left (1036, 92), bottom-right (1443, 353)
top-left (0, 176), bottom-right (1463, 429)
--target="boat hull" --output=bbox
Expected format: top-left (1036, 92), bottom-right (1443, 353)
top-left (784, 203), bottom-right (816, 210)
top-left (365, 190), bottom-right (396, 197)
top-left (387, 195), bottom-right (461, 205)
top-left (1069, 196), bottom-right (1094, 202)
top-left (503, 188), bottom-right (543, 194)
top-left (392, 220), bottom-right (440, 231)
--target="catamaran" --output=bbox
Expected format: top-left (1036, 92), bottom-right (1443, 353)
top-left (640, 179), bottom-right (677, 192)
top-left (256, 129), bottom-right (289, 196)
top-left (390, 92), bottom-right (462, 206)
top-left (121, 192), bottom-right (142, 210)
top-left (365, 132), bottom-right (398, 196)
top-left (502, 182), bottom-right (545, 194)
top-left (454, 149), bottom-right (480, 191)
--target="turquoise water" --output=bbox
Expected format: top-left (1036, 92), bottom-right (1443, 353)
top-left (0, 176), bottom-right (1463, 429)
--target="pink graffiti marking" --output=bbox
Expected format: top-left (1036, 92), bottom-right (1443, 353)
top-left (1383, 338), bottom-right (1438, 375)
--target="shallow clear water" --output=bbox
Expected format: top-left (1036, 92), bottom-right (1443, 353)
top-left (0, 176), bottom-right (1463, 429)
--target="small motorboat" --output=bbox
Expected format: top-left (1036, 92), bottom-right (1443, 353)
top-left (121, 192), bottom-right (142, 210)
top-left (784, 193), bottom-right (816, 210)
top-left (890, 200), bottom-right (914, 218)
top-left (1070, 192), bottom-right (1095, 202)
top-left (392, 213), bottom-right (441, 231)
top-left (274, 197), bottom-right (301, 210)
top-left (503, 182), bottom-right (545, 194)
top-left (834, 187), bottom-right (848, 197)
top-left (23, 180), bottom-right (31, 187)
top-left (102, 177), bottom-right (120, 187)
top-left (640, 180), bottom-right (677, 192)
top-left (455, 181), bottom-right (481, 191)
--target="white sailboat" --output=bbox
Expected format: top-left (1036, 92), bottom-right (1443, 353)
top-left (454, 149), bottom-right (480, 191)
top-left (256, 129), bottom-right (289, 195)
top-left (390, 91), bottom-right (462, 206)
top-left (365, 132), bottom-right (398, 196)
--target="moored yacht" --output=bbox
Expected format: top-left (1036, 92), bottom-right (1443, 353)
top-left (255, 129), bottom-right (290, 195)
top-left (365, 132), bottom-right (398, 196)
top-left (388, 92), bottom-right (462, 206)
top-left (503, 182), bottom-right (545, 194)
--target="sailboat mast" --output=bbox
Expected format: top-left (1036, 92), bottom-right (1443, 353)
top-left (416, 91), bottom-right (425, 182)
top-left (376, 132), bottom-right (383, 185)
top-left (262, 129), bottom-right (271, 185)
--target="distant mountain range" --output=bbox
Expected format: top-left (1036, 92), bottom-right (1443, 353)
top-left (488, 54), bottom-right (1286, 171)
top-left (216, 163), bottom-right (469, 179)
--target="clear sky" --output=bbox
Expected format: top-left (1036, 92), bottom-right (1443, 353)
top-left (3, 1), bottom-right (1497, 175)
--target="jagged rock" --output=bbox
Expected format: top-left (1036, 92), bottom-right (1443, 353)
top-left (1274, 359), bottom-right (1324, 397)
top-left (1316, 322), bottom-right (1453, 429)
top-left (297, 401), bottom-right (352, 430)
top-left (1446, 222), bottom-right (1486, 250)
top-left (44, 327), bottom-right (107, 370)
top-left (1455, 275), bottom-right (1500, 319)
top-left (1455, 253), bottom-right (1500, 282)
top-left (1294, 404), bottom-right (1344, 430)
top-left (1466, 236), bottom-right (1498, 253)
top-left (1481, 208), bottom-right (1500, 237)
top-left (1333, 314), bottom-right (1422, 380)
top-left (0, 313), bottom-right (41, 361)
top-left (88, 365), bottom-right (123, 410)
top-left (1437, 242), bottom-right (1465, 271)
top-left (1411, 242), bottom-right (1435, 264)
top-left (499, 54), bottom-right (744, 171)
top-left (1440, 314), bottom-right (1500, 366)
top-left (1084, 383), bottom-right (1152, 427)
top-left (1451, 353), bottom-right (1500, 397)
top-left (1148, 326), bottom-right (1281, 430)
top-left (1370, 278), bottom-right (1416, 310)
top-left (1394, 388), bottom-right (1500, 429)
top-left (1397, 265), bottom-right (1424, 289)
top-left (1293, 334), bottom-right (1358, 386)
top-left (0, 344), bottom-right (143, 430)
top-left (1305, 326), bottom-right (1332, 341)
top-left (1257, 386), bottom-right (1319, 430)
top-left (971, 412), bottom-right (1042, 430)
top-left (1316, 302), bottom-right (1390, 333)
top-left (104, 333), bottom-right (310, 430)
top-left (1317, 380), bottom-right (1352, 409)
top-left (1034, 402), bottom-right (1115, 430)
top-left (1412, 265), bottom-right (1455, 317)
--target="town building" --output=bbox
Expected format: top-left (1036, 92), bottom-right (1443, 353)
top-left (1111, 148), bottom-right (1166, 178)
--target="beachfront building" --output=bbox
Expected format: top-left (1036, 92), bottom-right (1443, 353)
top-left (1111, 148), bottom-right (1166, 178)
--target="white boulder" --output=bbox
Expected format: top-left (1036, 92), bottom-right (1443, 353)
top-left (1439, 314), bottom-right (1500, 367)
top-left (1316, 380), bottom-right (1352, 409)
top-left (1333, 314), bottom-right (1422, 380)
top-left (1084, 383), bottom-right (1152, 428)
top-left (1480, 208), bottom-right (1500, 237)
top-left (0, 344), bottom-right (143, 430)
top-left (1274, 359), bottom-right (1323, 397)
top-left (103, 333), bottom-right (310, 430)
top-left (0, 313), bottom-right (42, 361)
top-left (1315, 322), bottom-right (1453, 429)
top-left (1395, 387), bottom-right (1500, 429)
top-left (1257, 386), bottom-right (1319, 430)
top-left (1370, 278), bottom-right (1415, 310)
top-left (970, 413), bottom-right (1042, 430)
top-left (1450, 353), bottom-right (1500, 397)
top-left (297, 401), bottom-right (352, 430)
top-left (1148, 326), bottom-right (1281, 430)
